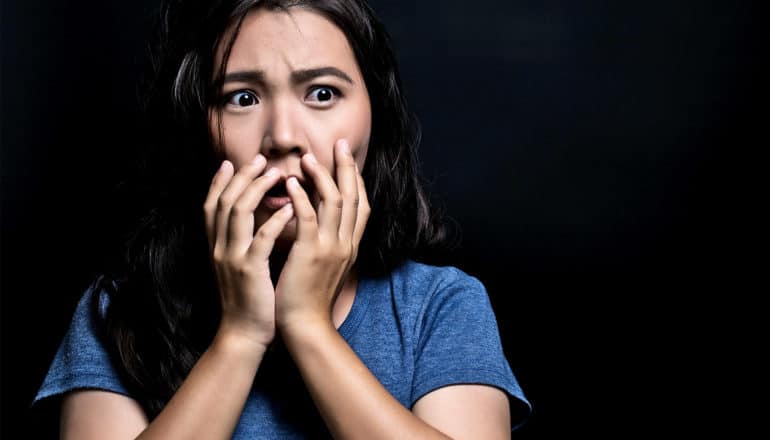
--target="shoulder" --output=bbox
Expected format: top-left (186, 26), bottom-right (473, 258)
top-left (390, 259), bottom-right (486, 295)
top-left (59, 277), bottom-right (115, 345)
top-left (388, 259), bottom-right (490, 311)
top-left (396, 261), bottom-right (532, 427)
top-left (33, 276), bottom-right (129, 407)
top-left (72, 275), bottom-right (119, 324)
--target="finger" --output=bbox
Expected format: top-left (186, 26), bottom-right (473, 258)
top-left (227, 167), bottom-right (282, 253)
top-left (214, 156), bottom-right (266, 257)
top-left (246, 202), bottom-right (295, 262)
top-left (351, 164), bottom-right (370, 258)
top-left (301, 150), bottom-right (342, 237)
top-left (204, 160), bottom-right (234, 253)
top-left (335, 139), bottom-right (359, 241)
top-left (286, 176), bottom-right (318, 243)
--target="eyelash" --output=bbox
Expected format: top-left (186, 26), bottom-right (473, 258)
top-left (222, 90), bottom-right (258, 107)
top-left (306, 85), bottom-right (342, 105)
top-left (220, 85), bottom-right (343, 108)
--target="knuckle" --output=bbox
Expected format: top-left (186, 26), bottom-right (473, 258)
top-left (330, 195), bottom-right (343, 209)
top-left (234, 261), bottom-right (253, 278)
top-left (308, 252), bottom-right (323, 265)
top-left (299, 211), bottom-right (317, 223)
top-left (341, 242), bottom-right (354, 257)
top-left (334, 247), bottom-right (349, 262)
top-left (255, 226), bottom-right (273, 241)
top-left (217, 194), bottom-right (235, 210)
top-left (231, 201), bottom-right (250, 216)
top-left (212, 249), bottom-right (225, 264)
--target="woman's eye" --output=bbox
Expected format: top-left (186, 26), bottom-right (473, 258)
top-left (306, 86), bottom-right (340, 105)
top-left (225, 91), bottom-right (258, 107)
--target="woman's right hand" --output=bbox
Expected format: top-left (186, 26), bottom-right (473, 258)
top-left (203, 155), bottom-right (295, 350)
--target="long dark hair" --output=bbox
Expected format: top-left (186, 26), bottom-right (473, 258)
top-left (92, 0), bottom-right (458, 418)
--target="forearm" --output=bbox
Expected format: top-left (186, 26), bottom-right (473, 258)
top-left (136, 330), bottom-right (266, 440)
top-left (281, 318), bottom-right (453, 440)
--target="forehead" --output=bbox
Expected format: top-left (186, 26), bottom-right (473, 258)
top-left (219, 7), bottom-right (359, 76)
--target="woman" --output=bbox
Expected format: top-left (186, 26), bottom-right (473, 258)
top-left (34, 0), bottom-right (530, 437)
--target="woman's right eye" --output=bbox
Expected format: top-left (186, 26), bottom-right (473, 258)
top-left (224, 91), bottom-right (259, 107)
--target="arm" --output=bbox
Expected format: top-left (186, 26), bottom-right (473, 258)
top-left (61, 331), bottom-right (267, 440)
top-left (281, 319), bottom-right (451, 439)
top-left (273, 143), bottom-right (514, 437)
top-left (282, 319), bottom-right (513, 440)
top-left (412, 384), bottom-right (512, 440)
top-left (62, 156), bottom-right (294, 439)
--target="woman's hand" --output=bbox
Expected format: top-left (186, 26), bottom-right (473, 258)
top-left (274, 139), bottom-right (370, 331)
top-left (203, 155), bottom-right (295, 349)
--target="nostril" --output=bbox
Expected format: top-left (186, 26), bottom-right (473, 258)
top-left (264, 146), bottom-right (303, 157)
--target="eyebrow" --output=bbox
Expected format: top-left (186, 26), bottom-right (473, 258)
top-left (223, 67), bottom-right (354, 85)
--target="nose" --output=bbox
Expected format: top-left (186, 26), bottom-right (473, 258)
top-left (259, 100), bottom-right (308, 159)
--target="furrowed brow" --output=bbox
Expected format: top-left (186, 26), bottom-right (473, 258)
top-left (291, 67), bottom-right (354, 85)
top-left (222, 67), bottom-right (354, 86)
top-left (223, 70), bottom-right (266, 85)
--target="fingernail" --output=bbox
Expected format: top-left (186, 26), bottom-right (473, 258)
top-left (287, 176), bottom-right (300, 188)
top-left (340, 140), bottom-right (350, 155)
top-left (251, 154), bottom-right (265, 165)
top-left (265, 167), bottom-right (279, 177)
top-left (305, 153), bottom-right (317, 164)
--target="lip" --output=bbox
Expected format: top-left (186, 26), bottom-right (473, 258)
top-left (261, 195), bottom-right (292, 210)
top-left (260, 176), bottom-right (314, 211)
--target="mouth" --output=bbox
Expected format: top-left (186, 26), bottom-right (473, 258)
top-left (261, 177), bottom-right (314, 210)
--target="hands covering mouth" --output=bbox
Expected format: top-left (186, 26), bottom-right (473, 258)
top-left (203, 138), bottom-right (370, 349)
top-left (262, 175), bottom-right (316, 210)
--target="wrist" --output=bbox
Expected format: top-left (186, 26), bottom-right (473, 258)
top-left (277, 312), bottom-right (334, 343)
top-left (213, 324), bottom-right (272, 358)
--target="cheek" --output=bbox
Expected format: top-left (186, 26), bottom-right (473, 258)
top-left (354, 142), bottom-right (369, 170)
top-left (351, 100), bottom-right (372, 167)
top-left (211, 113), bottom-right (263, 166)
top-left (312, 105), bottom-right (371, 169)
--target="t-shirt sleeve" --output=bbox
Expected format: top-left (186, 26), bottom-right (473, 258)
top-left (410, 269), bottom-right (531, 431)
top-left (32, 283), bottom-right (130, 407)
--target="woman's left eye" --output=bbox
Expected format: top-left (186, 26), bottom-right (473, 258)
top-left (306, 86), bottom-right (341, 105)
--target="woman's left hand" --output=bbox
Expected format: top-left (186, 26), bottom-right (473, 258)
top-left (274, 139), bottom-right (370, 330)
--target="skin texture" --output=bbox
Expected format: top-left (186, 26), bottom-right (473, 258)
top-left (60, 7), bottom-right (512, 440)
top-left (208, 7), bottom-right (371, 250)
top-left (204, 7), bottom-right (372, 347)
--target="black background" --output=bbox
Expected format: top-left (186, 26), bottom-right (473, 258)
top-left (1, 0), bottom-right (764, 437)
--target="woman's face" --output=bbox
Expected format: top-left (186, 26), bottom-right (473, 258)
top-left (209, 7), bottom-right (372, 248)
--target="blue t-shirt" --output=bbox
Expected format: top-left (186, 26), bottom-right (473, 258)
top-left (34, 260), bottom-right (531, 436)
